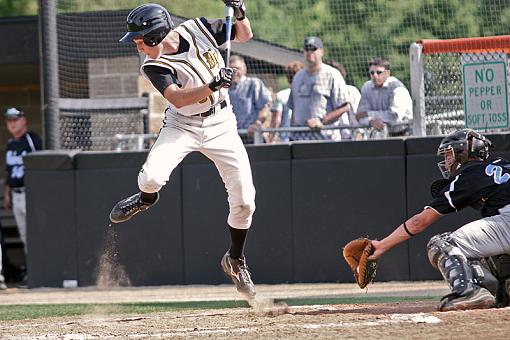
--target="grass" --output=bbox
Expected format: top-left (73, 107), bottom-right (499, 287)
top-left (0, 296), bottom-right (440, 321)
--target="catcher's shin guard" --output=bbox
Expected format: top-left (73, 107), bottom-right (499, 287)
top-left (427, 233), bottom-right (496, 310)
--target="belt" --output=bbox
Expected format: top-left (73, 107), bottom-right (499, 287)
top-left (194, 101), bottom-right (226, 117)
top-left (12, 187), bottom-right (25, 193)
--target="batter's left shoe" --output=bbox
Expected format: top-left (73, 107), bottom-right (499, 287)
top-left (221, 251), bottom-right (256, 298)
top-left (109, 192), bottom-right (159, 224)
top-left (439, 286), bottom-right (496, 311)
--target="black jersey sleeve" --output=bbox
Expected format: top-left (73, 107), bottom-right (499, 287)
top-left (143, 65), bottom-right (181, 95)
top-left (426, 161), bottom-right (507, 215)
top-left (199, 17), bottom-right (236, 46)
top-left (31, 132), bottom-right (43, 150)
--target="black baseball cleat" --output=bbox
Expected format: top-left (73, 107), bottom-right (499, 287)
top-left (109, 192), bottom-right (159, 224)
top-left (221, 251), bottom-right (256, 298)
top-left (439, 286), bottom-right (496, 311)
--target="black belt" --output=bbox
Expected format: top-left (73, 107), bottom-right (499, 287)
top-left (194, 101), bottom-right (226, 117)
top-left (12, 187), bottom-right (25, 193)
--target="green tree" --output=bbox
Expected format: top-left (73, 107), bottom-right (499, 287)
top-left (0, 0), bottom-right (37, 16)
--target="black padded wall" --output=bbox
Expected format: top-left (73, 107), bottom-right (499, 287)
top-left (291, 140), bottom-right (409, 283)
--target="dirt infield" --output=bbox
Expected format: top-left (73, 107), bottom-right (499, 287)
top-left (1, 282), bottom-right (510, 339)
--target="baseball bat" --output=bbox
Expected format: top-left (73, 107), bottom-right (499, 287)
top-left (224, 6), bottom-right (234, 67)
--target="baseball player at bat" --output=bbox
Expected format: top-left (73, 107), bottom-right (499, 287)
top-left (111, 1), bottom-right (256, 298)
top-left (364, 129), bottom-right (510, 311)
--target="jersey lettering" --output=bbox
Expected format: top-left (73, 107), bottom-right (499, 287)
top-left (203, 50), bottom-right (219, 69)
top-left (485, 164), bottom-right (510, 184)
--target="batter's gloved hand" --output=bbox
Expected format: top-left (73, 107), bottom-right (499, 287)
top-left (209, 67), bottom-right (233, 92)
top-left (223, 0), bottom-right (246, 20)
top-left (342, 237), bottom-right (378, 289)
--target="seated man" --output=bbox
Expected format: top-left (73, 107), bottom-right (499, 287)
top-left (369, 129), bottom-right (510, 311)
top-left (355, 58), bottom-right (412, 138)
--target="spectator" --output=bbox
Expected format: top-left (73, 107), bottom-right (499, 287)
top-left (228, 55), bottom-right (271, 143)
top-left (355, 58), bottom-right (412, 138)
top-left (288, 36), bottom-right (350, 141)
top-left (4, 108), bottom-right (42, 259)
top-left (326, 59), bottom-right (361, 140)
top-left (268, 61), bottom-right (304, 143)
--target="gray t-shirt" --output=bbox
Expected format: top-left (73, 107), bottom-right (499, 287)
top-left (287, 64), bottom-right (347, 126)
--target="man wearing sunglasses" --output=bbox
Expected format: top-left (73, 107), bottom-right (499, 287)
top-left (355, 58), bottom-right (412, 138)
top-left (287, 36), bottom-right (351, 141)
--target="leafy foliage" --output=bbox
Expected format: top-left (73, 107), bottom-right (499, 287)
top-left (2, 0), bottom-right (510, 89)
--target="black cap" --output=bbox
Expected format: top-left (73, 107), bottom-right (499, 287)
top-left (304, 36), bottom-right (323, 49)
top-left (4, 107), bottom-right (24, 119)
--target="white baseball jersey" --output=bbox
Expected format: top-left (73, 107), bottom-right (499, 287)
top-left (136, 17), bottom-right (256, 230)
top-left (141, 18), bottom-right (229, 117)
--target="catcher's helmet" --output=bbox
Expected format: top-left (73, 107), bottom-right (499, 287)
top-left (437, 129), bottom-right (492, 179)
top-left (119, 3), bottom-right (174, 47)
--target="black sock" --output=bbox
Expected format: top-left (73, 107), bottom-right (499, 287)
top-left (228, 226), bottom-right (248, 259)
top-left (140, 191), bottom-right (157, 203)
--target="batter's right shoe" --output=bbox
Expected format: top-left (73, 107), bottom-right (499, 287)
top-left (221, 251), bottom-right (256, 298)
top-left (109, 192), bottom-right (159, 224)
top-left (439, 286), bottom-right (496, 311)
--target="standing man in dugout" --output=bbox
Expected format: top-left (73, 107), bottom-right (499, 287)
top-left (368, 129), bottom-right (510, 311)
top-left (110, 1), bottom-right (257, 298)
top-left (4, 108), bottom-right (42, 256)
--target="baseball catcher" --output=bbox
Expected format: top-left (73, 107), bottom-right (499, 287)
top-left (352, 129), bottom-right (510, 311)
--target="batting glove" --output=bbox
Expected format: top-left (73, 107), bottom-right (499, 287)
top-left (209, 67), bottom-right (233, 92)
top-left (223, 0), bottom-right (246, 20)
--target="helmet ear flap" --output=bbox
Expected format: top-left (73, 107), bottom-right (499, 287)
top-left (466, 130), bottom-right (491, 160)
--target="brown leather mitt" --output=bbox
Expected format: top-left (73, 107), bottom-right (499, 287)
top-left (342, 238), bottom-right (377, 289)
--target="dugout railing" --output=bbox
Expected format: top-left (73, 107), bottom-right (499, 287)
top-left (114, 122), bottom-right (413, 150)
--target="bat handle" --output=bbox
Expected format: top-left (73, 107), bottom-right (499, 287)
top-left (225, 6), bottom-right (234, 66)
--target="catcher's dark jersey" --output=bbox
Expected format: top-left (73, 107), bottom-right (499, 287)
top-left (6, 131), bottom-right (42, 188)
top-left (426, 158), bottom-right (510, 217)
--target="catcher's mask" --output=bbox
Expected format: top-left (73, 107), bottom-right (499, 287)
top-left (119, 3), bottom-right (174, 47)
top-left (437, 129), bottom-right (492, 179)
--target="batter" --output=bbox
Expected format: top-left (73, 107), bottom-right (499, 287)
top-left (110, 1), bottom-right (256, 298)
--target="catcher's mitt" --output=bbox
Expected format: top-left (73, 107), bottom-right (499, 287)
top-left (430, 178), bottom-right (451, 198)
top-left (342, 238), bottom-right (377, 289)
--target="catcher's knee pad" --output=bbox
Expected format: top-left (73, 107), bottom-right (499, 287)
top-left (228, 203), bottom-right (255, 230)
top-left (427, 232), bottom-right (458, 269)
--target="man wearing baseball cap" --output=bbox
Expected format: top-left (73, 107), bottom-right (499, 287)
top-left (287, 36), bottom-right (351, 141)
top-left (3, 108), bottom-right (42, 267)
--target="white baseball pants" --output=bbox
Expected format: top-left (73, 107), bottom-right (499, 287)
top-left (138, 106), bottom-right (256, 229)
top-left (12, 190), bottom-right (27, 253)
top-left (451, 204), bottom-right (510, 259)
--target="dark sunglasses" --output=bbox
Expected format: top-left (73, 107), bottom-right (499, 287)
top-left (369, 70), bottom-right (385, 76)
top-left (304, 45), bottom-right (318, 52)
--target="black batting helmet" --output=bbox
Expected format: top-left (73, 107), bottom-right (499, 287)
top-left (437, 129), bottom-right (492, 179)
top-left (119, 3), bottom-right (174, 47)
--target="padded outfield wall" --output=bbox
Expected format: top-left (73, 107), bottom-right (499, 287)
top-left (25, 134), bottom-right (510, 288)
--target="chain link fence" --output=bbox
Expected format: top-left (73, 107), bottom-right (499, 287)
top-left (410, 37), bottom-right (510, 136)
top-left (39, 0), bottom-right (510, 150)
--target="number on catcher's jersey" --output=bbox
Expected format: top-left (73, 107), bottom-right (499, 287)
top-left (485, 164), bottom-right (510, 184)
